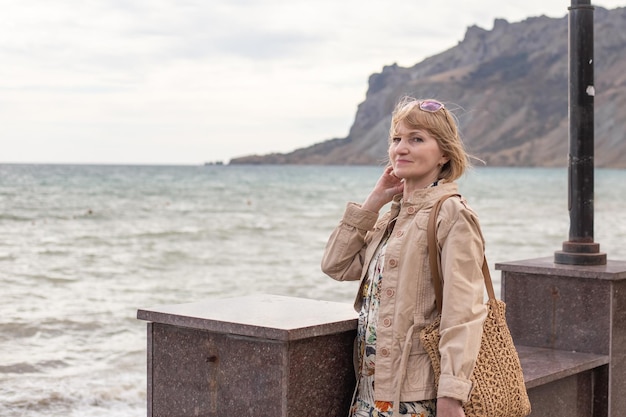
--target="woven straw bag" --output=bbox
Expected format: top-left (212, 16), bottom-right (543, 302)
top-left (419, 194), bottom-right (531, 417)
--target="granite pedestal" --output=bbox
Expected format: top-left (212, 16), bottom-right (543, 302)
top-left (137, 294), bottom-right (358, 417)
top-left (497, 257), bottom-right (626, 417)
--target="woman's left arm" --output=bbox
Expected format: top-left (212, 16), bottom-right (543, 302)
top-left (435, 199), bottom-right (488, 404)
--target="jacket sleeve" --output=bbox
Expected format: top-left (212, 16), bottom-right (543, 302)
top-left (321, 202), bottom-right (379, 282)
top-left (436, 199), bottom-right (488, 402)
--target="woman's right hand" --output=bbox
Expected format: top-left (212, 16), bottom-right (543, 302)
top-left (361, 165), bottom-right (404, 213)
top-left (437, 397), bottom-right (466, 417)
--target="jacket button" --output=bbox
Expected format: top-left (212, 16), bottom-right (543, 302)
top-left (383, 318), bottom-right (392, 327)
top-left (380, 347), bottom-right (390, 357)
top-left (396, 230), bottom-right (404, 238)
top-left (388, 259), bottom-right (397, 267)
top-left (407, 206), bottom-right (416, 214)
top-left (385, 288), bottom-right (395, 298)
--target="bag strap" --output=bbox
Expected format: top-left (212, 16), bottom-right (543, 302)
top-left (427, 194), bottom-right (496, 314)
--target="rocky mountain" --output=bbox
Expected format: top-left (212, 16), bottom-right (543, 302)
top-left (230, 7), bottom-right (626, 168)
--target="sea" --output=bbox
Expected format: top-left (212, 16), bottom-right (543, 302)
top-left (1, 163), bottom-right (625, 417)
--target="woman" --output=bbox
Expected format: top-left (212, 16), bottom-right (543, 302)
top-left (321, 97), bottom-right (487, 417)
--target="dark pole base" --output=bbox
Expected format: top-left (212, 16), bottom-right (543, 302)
top-left (554, 241), bottom-right (607, 265)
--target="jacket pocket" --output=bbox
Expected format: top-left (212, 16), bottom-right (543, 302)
top-left (405, 337), bottom-right (435, 391)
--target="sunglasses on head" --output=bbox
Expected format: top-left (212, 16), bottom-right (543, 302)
top-left (418, 100), bottom-right (445, 113)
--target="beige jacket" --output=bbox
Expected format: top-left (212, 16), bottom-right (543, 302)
top-left (321, 182), bottom-right (487, 404)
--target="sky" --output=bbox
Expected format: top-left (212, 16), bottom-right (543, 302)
top-left (2, 0), bottom-right (626, 165)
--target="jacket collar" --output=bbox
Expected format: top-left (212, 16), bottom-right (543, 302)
top-left (391, 181), bottom-right (459, 211)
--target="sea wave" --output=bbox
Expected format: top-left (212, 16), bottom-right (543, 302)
top-left (1, 164), bottom-right (625, 416)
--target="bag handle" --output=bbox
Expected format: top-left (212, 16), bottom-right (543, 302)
top-left (427, 194), bottom-right (496, 314)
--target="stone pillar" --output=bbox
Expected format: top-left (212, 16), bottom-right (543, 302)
top-left (497, 257), bottom-right (626, 417)
top-left (137, 294), bottom-right (357, 417)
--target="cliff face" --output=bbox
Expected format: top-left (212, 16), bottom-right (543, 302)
top-left (231, 7), bottom-right (626, 168)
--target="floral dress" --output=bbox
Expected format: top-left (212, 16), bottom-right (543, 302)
top-left (350, 234), bottom-right (436, 417)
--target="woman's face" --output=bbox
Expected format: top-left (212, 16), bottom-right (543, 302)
top-left (389, 120), bottom-right (449, 190)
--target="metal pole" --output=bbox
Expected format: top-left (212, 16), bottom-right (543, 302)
top-left (554, 0), bottom-right (606, 265)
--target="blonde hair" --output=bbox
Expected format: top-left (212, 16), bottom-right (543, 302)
top-left (389, 96), bottom-right (470, 182)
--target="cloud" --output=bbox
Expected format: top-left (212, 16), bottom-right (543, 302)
top-left (2, 0), bottom-right (626, 164)
top-left (214, 30), bottom-right (321, 60)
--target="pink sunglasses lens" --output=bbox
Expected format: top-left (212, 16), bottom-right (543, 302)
top-left (419, 100), bottom-right (444, 112)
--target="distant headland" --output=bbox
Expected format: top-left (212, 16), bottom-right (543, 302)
top-left (230, 7), bottom-right (626, 169)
